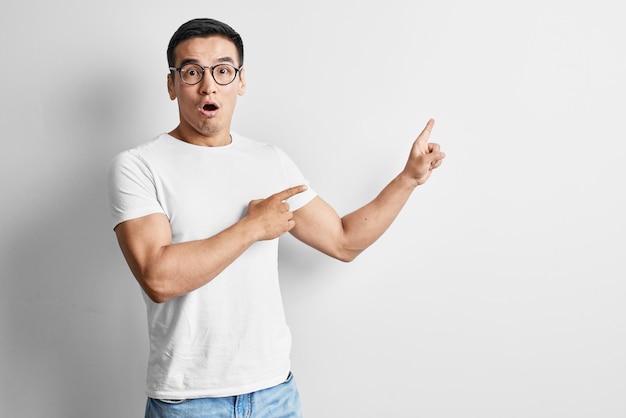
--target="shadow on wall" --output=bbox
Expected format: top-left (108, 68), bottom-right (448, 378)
top-left (1, 75), bottom-right (148, 418)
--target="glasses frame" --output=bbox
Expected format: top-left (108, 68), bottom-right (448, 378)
top-left (169, 63), bottom-right (243, 86)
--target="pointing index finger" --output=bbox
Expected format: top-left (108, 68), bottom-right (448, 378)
top-left (416, 118), bottom-right (435, 150)
top-left (275, 185), bottom-right (308, 201)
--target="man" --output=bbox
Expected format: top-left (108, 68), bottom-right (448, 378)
top-left (108, 18), bottom-right (445, 418)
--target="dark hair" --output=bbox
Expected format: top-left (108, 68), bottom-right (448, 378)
top-left (167, 18), bottom-right (244, 69)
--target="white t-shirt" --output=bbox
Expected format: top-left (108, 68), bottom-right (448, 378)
top-left (107, 132), bottom-right (316, 399)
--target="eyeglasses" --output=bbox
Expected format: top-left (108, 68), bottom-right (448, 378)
top-left (169, 63), bottom-right (242, 86)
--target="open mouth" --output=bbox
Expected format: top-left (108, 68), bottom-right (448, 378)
top-left (199, 102), bottom-right (219, 117)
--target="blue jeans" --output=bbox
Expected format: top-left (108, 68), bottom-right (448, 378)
top-left (145, 372), bottom-right (303, 418)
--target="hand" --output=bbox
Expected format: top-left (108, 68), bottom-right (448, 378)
top-left (245, 185), bottom-right (308, 241)
top-left (403, 118), bottom-right (445, 186)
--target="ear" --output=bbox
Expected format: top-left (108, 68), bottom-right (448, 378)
top-left (167, 73), bottom-right (177, 100)
top-left (237, 67), bottom-right (246, 96)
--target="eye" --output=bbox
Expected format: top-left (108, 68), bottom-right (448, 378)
top-left (181, 64), bottom-right (202, 77)
top-left (184, 67), bottom-right (200, 76)
top-left (217, 66), bottom-right (232, 75)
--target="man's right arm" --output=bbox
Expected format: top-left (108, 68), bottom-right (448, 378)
top-left (114, 185), bottom-right (307, 303)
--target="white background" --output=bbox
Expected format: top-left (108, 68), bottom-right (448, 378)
top-left (1, 1), bottom-right (625, 417)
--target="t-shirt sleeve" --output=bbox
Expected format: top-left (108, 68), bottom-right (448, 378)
top-left (275, 147), bottom-right (317, 211)
top-left (107, 151), bottom-right (166, 229)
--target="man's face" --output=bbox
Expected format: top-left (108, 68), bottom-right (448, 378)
top-left (168, 35), bottom-right (245, 145)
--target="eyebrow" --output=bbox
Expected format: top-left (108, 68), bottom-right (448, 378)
top-left (179, 56), bottom-right (237, 67)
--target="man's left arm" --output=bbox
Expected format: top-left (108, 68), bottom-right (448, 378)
top-left (290, 119), bottom-right (445, 262)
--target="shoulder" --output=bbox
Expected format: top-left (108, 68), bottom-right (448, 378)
top-left (232, 132), bottom-right (276, 150)
top-left (109, 134), bottom-right (171, 170)
top-left (233, 132), bottom-right (297, 155)
top-left (108, 135), bottom-right (172, 185)
top-left (231, 132), bottom-right (289, 161)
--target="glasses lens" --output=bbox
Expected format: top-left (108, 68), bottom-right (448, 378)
top-left (180, 64), bottom-right (203, 84)
top-left (212, 64), bottom-right (237, 85)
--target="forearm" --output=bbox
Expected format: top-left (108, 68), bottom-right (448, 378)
top-left (292, 120), bottom-right (444, 262)
top-left (339, 172), bottom-right (417, 258)
top-left (118, 186), bottom-right (306, 303)
top-left (133, 218), bottom-right (258, 303)
top-left (339, 118), bottom-right (445, 257)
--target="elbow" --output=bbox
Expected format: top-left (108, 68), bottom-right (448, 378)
top-left (144, 289), bottom-right (171, 304)
top-left (330, 248), bottom-right (361, 263)
top-left (322, 239), bottom-right (365, 263)
top-left (141, 281), bottom-right (171, 304)
top-left (336, 255), bottom-right (357, 263)
top-left (137, 270), bottom-right (174, 304)
top-left (340, 253), bottom-right (360, 263)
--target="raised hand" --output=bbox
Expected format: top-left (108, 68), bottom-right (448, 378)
top-left (403, 118), bottom-right (445, 186)
top-left (245, 185), bottom-right (308, 241)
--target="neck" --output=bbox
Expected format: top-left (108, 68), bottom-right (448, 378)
top-left (169, 127), bottom-right (232, 147)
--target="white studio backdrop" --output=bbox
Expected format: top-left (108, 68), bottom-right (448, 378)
top-left (1, 1), bottom-right (624, 417)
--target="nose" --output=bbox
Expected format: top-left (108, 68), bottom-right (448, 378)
top-left (199, 70), bottom-right (218, 95)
